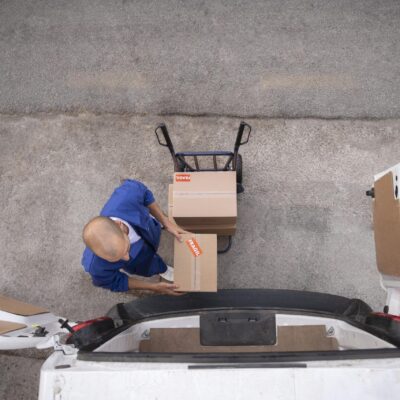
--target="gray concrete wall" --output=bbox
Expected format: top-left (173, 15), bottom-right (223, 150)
top-left (1, 0), bottom-right (400, 117)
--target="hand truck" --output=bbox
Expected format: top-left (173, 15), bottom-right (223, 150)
top-left (155, 121), bottom-right (252, 253)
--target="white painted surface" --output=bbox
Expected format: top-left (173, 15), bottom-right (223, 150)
top-left (374, 163), bottom-right (400, 191)
top-left (38, 354), bottom-right (400, 400)
top-left (0, 309), bottom-right (69, 350)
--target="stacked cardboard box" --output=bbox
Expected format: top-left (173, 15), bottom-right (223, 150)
top-left (170, 171), bottom-right (237, 292)
top-left (168, 171), bottom-right (237, 235)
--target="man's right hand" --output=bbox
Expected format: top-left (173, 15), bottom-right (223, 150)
top-left (152, 282), bottom-right (186, 296)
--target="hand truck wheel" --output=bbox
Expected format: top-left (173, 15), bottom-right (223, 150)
top-left (217, 236), bottom-right (232, 254)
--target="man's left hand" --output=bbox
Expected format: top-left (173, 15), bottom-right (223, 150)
top-left (163, 219), bottom-right (189, 242)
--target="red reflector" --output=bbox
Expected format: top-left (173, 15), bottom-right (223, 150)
top-left (72, 317), bottom-right (112, 332)
top-left (371, 312), bottom-right (400, 321)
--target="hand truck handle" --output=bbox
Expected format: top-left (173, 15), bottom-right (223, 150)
top-left (234, 121), bottom-right (252, 151)
top-left (155, 123), bottom-right (179, 170)
top-left (233, 121), bottom-right (252, 171)
top-left (155, 124), bottom-right (174, 149)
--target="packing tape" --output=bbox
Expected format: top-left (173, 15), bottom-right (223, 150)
top-left (194, 255), bottom-right (201, 290)
top-left (173, 192), bottom-right (236, 198)
top-left (186, 237), bottom-right (203, 290)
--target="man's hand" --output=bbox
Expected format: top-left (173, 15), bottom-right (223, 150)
top-left (128, 278), bottom-right (185, 295)
top-left (163, 219), bottom-right (189, 242)
top-left (153, 282), bottom-right (186, 296)
top-left (147, 202), bottom-right (189, 242)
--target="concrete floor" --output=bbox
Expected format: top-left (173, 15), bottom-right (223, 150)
top-left (0, 0), bottom-right (400, 118)
top-left (1, 114), bottom-right (399, 397)
top-left (0, 353), bottom-right (45, 400)
top-left (1, 114), bottom-right (398, 313)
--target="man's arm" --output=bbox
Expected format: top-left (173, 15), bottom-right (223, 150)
top-left (124, 181), bottom-right (188, 241)
top-left (90, 262), bottom-right (183, 295)
top-left (128, 277), bottom-right (184, 296)
top-left (147, 201), bottom-right (189, 242)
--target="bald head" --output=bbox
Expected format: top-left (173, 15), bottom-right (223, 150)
top-left (82, 216), bottom-right (129, 262)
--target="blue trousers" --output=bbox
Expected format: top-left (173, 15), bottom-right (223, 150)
top-left (128, 253), bottom-right (167, 277)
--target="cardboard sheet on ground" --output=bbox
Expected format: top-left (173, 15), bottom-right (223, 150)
top-left (0, 295), bottom-right (48, 316)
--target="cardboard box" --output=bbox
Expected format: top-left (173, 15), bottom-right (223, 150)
top-left (174, 233), bottom-right (217, 292)
top-left (168, 184), bottom-right (236, 235)
top-left (182, 224), bottom-right (236, 236)
top-left (373, 170), bottom-right (400, 277)
top-left (168, 184), bottom-right (175, 222)
top-left (172, 171), bottom-right (237, 226)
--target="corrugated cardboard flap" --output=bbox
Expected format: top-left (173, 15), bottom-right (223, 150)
top-left (373, 171), bottom-right (400, 277)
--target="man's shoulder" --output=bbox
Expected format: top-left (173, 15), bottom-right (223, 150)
top-left (81, 247), bottom-right (96, 273)
top-left (102, 180), bottom-right (144, 210)
top-left (112, 179), bottom-right (147, 199)
top-left (81, 247), bottom-right (121, 274)
top-left (100, 180), bottom-right (150, 225)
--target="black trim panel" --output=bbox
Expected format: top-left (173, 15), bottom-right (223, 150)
top-left (79, 348), bottom-right (400, 364)
top-left (108, 289), bottom-right (372, 323)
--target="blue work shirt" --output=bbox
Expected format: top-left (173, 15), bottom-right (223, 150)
top-left (81, 180), bottom-right (166, 292)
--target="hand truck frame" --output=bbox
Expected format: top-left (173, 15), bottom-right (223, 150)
top-left (155, 121), bottom-right (252, 253)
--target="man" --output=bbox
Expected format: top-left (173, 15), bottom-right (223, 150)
top-left (81, 179), bottom-right (187, 295)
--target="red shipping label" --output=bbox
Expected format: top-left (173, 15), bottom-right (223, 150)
top-left (185, 238), bottom-right (203, 257)
top-left (175, 173), bottom-right (191, 182)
